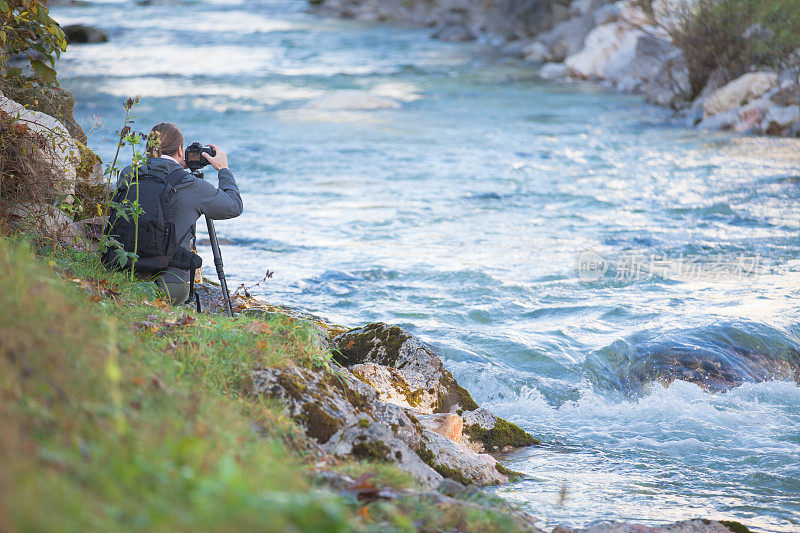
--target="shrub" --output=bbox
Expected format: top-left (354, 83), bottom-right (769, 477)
top-left (666, 0), bottom-right (800, 97)
top-left (0, 0), bottom-right (67, 87)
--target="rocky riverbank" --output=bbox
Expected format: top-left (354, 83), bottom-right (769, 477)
top-left (310, 0), bottom-right (800, 137)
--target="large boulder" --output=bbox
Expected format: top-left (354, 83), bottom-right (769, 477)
top-left (63, 24), bottom-right (108, 44)
top-left (1, 86), bottom-right (87, 143)
top-left (0, 92), bottom-right (81, 197)
top-left (333, 322), bottom-right (479, 414)
top-left (703, 72), bottom-right (779, 117)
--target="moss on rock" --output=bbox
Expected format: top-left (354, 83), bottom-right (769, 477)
top-left (435, 371), bottom-right (479, 412)
top-left (297, 402), bottom-right (343, 443)
top-left (350, 439), bottom-right (391, 462)
top-left (333, 323), bottom-right (410, 367)
top-left (463, 418), bottom-right (539, 453)
top-left (494, 463), bottom-right (524, 481)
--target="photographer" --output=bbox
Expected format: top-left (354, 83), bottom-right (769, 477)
top-left (116, 122), bottom-right (243, 305)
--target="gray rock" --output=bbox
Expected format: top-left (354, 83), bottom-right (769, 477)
top-left (762, 103), bottom-right (800, 136)
top-left (770, 85), bottom-right (800, 107)
top-left (704, 71), bottom-right (778, 117)
top-left (696, 108), bottom-right (738, 131)
top-left (629, 35), bottom-right (681, 83)
top-left (252, 365), bottom-right (372, 443)
top-left (522, 41), bottom-right (549, 63)
top-left (419, 427), bottom-right (509, 486)
top-left (535, 13), bottom-right (596, 62)
top-left (324, 415), bottom-right (443, 489)
top-left (333, 323), bottom-right (479, 413)
top-left (462, 407), bottom-right (539, 452)
top-left (643, 54), bottom-right (691, 109)
top-left (552, 519), bottom-right (741, 533)
top-left (1, 86), bottom-right (87, 144)
top-left (63, 24), bottom-right (108, 44)
top-left (432, 23), bottom-right (475, 42)
top-left (593, 3), bottom-right (621, 25)
top-left (350, 362), bottom-right (439, 414)
top-left (539, 61), bottom-right (569, 80)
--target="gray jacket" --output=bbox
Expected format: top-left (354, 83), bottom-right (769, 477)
top-left (119, 157), bottom-right (243, 263)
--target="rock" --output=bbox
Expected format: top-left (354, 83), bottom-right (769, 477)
top-left (593, 3), bottom-right (622, 25)
top-left (323, 414), bottom-right (443, 489)
top-left (63, 24), bottom-right (108, 44)
top-left (539, 62), bottom-right (569, 79)
top-left (696, 108), bottom-right (738, 131)
top-left (734, 100), bottom-right (769, 133)
top-left (462, 407), bottom-right (540, 453)
top-left (0, 93), bottom-right (80, 197)
top-left (552, 518), bottom-right (745, 533)
top-left (333, 322), bottom-right (479, 414)
top-left (703, 71), bottom-right (779, 117)
top-left (252, 365), bottom-right (372, 443)
top-left (418, 413), bottom-right (463, 443)
top-left (642, 52), bottom-right (691, 109)
top-left (535, 13), bottom-right (596, 63)
top-left (564, 23), bottom-right (637, 80)
top-left (1, 86), bottom-right (87, 143)
top-left (350, 362), bottom-right (439, 414)
top-left (522, 41), bottom-right (549, 63)
top-left (418, 428), bottom-right (509, 486)
top-left (629, 35), bottom-right (681, 84)
top-left (763, 104), bottom-right (800, 136)
top-left (770, 85), bottom-right (800, 107)
top-left (432, 23), bottom-right (475, 42)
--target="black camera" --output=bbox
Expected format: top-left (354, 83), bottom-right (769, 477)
top-left (184, 142), bottom-right (216, 172)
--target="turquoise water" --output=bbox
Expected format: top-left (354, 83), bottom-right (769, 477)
top-left (52, 1), bottom-right (800, 530)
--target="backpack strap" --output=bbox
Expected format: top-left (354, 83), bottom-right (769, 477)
top-left (164, 166), bottom-right (188, 187)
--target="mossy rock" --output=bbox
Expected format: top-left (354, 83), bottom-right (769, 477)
top-left (333, 322), bottom-right (411, 367)
top-left (463, 418), bottom-right (539, 453)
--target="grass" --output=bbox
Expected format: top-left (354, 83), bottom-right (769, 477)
top-left (0, 235), bottom-right (535, 532)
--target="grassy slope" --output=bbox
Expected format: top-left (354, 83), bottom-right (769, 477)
top-left (0, 236), bottom-right (530, 532)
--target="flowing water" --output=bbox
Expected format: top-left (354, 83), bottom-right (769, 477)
top-left (51, 1), bottom-right (800, 530)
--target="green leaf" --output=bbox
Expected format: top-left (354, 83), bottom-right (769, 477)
top-left (31, 59), bottom-right (57, 84)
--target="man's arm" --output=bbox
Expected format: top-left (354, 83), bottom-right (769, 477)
top-left (197, 144), bottom-right (244, 220)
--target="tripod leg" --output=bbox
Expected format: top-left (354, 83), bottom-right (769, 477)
top-left (205, 216), bottom-right (234, 317)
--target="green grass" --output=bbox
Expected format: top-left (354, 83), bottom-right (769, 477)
top-left (0, 236), bottom-right (536, 532)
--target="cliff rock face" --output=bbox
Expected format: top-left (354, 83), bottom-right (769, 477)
top-left (253, 322), bottom-right (539, 487)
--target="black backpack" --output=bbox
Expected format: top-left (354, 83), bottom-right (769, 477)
top-left (102, 166), bottom-right (202, 306)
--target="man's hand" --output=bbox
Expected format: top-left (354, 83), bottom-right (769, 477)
top-left (203, 144), bottom-right (229, 171)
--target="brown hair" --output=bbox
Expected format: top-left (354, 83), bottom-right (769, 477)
top-left (147, 122), bottom-right (184, 158)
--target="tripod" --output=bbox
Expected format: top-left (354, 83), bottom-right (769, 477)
top-left (192, 169), bottom-right (234, 317)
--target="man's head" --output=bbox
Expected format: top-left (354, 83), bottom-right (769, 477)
top-left (147, 122), bottom-right (185, 164)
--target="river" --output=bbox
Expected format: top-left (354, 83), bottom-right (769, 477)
top-left (51, 1), bottom-right (800, 530)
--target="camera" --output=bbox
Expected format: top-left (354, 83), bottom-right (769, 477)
top-left (184, 142), bottom-right (216, 171)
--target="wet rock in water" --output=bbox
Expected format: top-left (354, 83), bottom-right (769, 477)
top-left (552, 519), bottom-right (748, 533)
top-left (770, 84), bottom-right (800, 108)
top-left (703, 71), bottom-right (778, 117)
top-left (522, 41), bottom-right (549, 63)
top-left (333, 322), bottom-right (479, 413)
top-left (323, 414), bottom-right (444, 489)
top-left (63, 24), bottom-right (109, 44)
top-left (763, 103), bottom-right (800, 136)
top-left (462, 407), bottom-right (540, 453)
